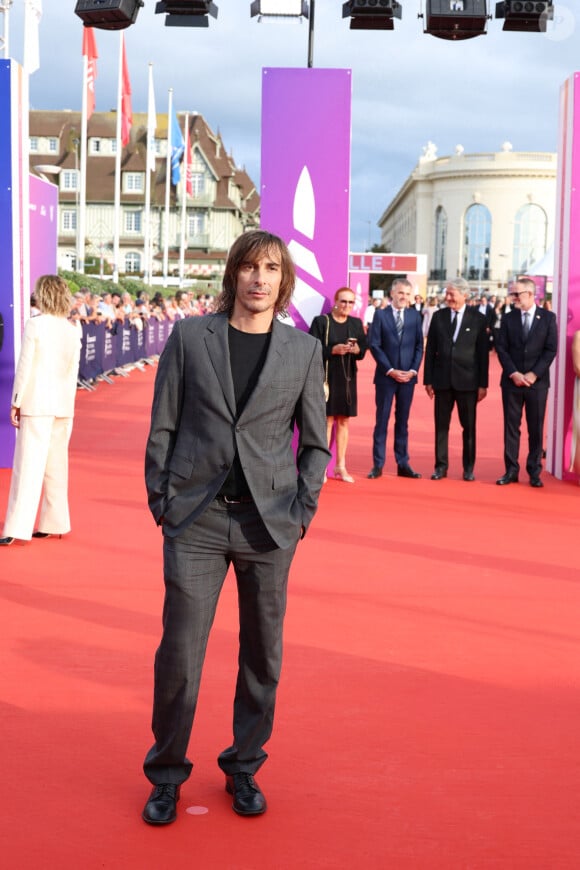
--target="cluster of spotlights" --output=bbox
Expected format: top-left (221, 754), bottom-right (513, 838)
top-left (343, 0), bottom-right (554, 37)
top-left (74, 0), bottom-right (555, 37)
top-left (74, 0), bottom-right (217, 29)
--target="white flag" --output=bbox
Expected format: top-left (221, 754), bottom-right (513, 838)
top-left (146, 64), bottom-right (157, 174)
top-left (23, 0), bottom-right (43, 74)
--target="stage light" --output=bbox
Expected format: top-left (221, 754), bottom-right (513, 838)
top-left (423, 0), bottom-right (489, 39)
top-left (250, 0), bottom-right (309, 18)
top-left (155, 0), bottom-right (218, 27)
top-left (74, 0), bottom-right (144, 30)
top-left (495, 0), bottom-right (553, 32)
top-left (342, 0), bottom-right (402, 31)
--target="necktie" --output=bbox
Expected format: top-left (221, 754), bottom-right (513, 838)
top-left (450, 311), bottom-right (457, 340)
top-left (395, 309), bottom-right (403, 340)
top-left (523, 311), bottom-right (530, 340)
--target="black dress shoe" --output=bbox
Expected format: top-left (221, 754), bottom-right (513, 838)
top-left (0, 536), bottom-right (15, 546)
top-left (430, 469), bottom-right (447, 480)
top-left (397, 465), bottom-right (421, 479)
top-left (496, 472), bottom-right (519, 486)
top-left (367, 467), bottom-right (383, 479)
top-left (32, 531), bottom-right (62, 539)
top-left (142, 784), bottom-right (180, 825)
top-left (463, 471), bottom-right (475, 481)
top-left (530, 477), bottom-right (544, 488)
top-left (225, 773), bottom-right (267, 816)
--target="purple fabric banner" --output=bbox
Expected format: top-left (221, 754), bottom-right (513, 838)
top-left (261, 68), bottom-right (352, 331)
top-left (0, 61), bottom-right (28, 469)
top-left (548, 72), bottom-right (580, 480)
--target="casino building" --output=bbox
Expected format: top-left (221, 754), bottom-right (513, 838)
top-left (377, 142), bottom-right (557, 296)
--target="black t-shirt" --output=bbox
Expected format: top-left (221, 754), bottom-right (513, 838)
top-left (218, 325), bottom-right (271, 499)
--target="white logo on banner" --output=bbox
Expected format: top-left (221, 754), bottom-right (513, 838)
top-left (288, 166), bottom-right (326, 326)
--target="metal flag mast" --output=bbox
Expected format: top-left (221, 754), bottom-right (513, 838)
top-left (0, 0), bottom-right (13, 59)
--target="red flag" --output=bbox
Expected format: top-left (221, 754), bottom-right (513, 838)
top-left (82, 27), bottom-right (98, 120)
top-left (120, 35), bottom-right (132, 147)
top-left (184, 120), bottom-right (193, 196)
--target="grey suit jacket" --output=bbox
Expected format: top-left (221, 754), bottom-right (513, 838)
top-left (145, 313), bottom-right (330, 548)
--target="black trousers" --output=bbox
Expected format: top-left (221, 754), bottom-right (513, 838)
top-left (433, 388), bottom-right (478, 473)
top-left (501, 386), bottom-right (548, 478)
top-left (143, 499), bottom-right (299, 786)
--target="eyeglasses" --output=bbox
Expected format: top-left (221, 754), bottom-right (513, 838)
top-left (510, 291), bottom-right (531, 298)
top-left (337, 299), bottom-right (355, 305)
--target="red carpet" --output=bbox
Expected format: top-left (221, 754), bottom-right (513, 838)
top-left (1, 353), bottom-right (579, 868)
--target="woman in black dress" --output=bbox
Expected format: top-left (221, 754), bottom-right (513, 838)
top-left (309, 287), bottom-right (367, 482)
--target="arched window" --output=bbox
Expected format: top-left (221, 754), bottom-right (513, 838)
top-left (125, 252), bottom-right (141, 274)
top-left (463, 204), bottom-right (491, 281)
top-left (512, 204), bottom-right (547, 274)
top-left (432, 206), bottom-right (447, 281)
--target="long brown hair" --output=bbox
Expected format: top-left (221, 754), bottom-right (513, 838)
top-left (215, 230), bottom-right (296, 316)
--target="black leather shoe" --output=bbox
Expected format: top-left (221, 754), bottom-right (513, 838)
top-left (431, 469), bottom-right (447, 480)
top-left (32, 531), bottom-right (63, 539)
top-left (530, 477), bottom-right (544, 488)
top-left (397, 465), bottom-right (421, 479)
top-left (463, 470), bottom-right (475, 481)
top-left (0, 537), bottom-right (15, 546)
top-left (367, 467), bottom-right (383, 479)
top-left (225, 773), bottom-right (267, 816)
top-left (496, 472), bottom-right (519, 486)
top-left (142, 784), bottom-right (180, 825)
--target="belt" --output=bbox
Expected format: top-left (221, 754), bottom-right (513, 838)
top-left (215, 494), bottom-right (254, 505)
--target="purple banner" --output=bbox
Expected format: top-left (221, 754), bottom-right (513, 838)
top-left (29, 175), bottom-right (58, 290)
top-left (261, 68), bottom-right (352, 331)
top-left (0, 61), bottom-right (31, 469)
top-left (548, 72), bottom-right (580, 480)
top-left (79, 321), bottom-right (101, 382)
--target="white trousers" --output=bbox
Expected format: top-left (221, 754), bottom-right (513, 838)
top-left (3, 416), bottom-right (73, 540)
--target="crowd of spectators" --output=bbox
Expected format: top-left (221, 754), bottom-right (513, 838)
top-left (69, 287), bottom-right (216, 330)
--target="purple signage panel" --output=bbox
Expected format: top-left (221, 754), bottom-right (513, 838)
top-left (548, 72), bottom-right (580, 480)
top-left (348, 271), bottom-right (370, 321)
top-left (261, 68), bottom-right (352, 331)
top-left (0, 60), bottom-right (29, 469)
top-left (29, 174), bottom-right (58, 287)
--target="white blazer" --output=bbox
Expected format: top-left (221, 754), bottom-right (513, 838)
top-left (12, 314), bottom-right (81, 417)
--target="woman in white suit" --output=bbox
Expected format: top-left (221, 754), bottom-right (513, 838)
top-left (0, 275), bottom-right (81, 545)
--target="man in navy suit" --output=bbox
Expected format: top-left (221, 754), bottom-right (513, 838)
top-left (367, 278), bottom-right (424, 479)
top-left (495, 277), bottom-right (557, 487)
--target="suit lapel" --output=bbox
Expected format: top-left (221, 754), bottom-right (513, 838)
top-left (204, 315), bottom-right (237, 418)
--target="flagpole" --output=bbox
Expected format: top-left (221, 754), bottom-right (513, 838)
top-left (163, 88), bottom-right (173, 289)
top-left (113, 32), bottom-right (124, 285)
top-left (179, 112), bottom-right (189, 288)
top-left (144, 62), bottom-right (155, 285)
top-left (78, 51), bottom-right (89, 275)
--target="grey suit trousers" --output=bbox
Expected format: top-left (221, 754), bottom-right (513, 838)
top-left (143, 498), bottom-right (299, 785)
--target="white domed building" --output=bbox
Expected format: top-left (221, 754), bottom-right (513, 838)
top-left (377, 142), bottom-right (557, 296)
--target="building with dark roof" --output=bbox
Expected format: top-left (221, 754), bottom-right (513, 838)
top-left (29, 109), bottom-right (260, 284)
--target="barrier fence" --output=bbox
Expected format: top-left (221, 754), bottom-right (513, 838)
top-left (78, 317), bottom-right (174, 382)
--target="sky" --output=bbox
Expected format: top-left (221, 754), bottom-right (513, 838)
top-left (6, 1), bottom-right (580, 252)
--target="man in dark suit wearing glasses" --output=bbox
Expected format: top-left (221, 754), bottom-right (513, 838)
top-left (495, 277), bottom-right (557, 488)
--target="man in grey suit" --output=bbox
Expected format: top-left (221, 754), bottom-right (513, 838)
top-left (142, 230), bottom-right (330, 825)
